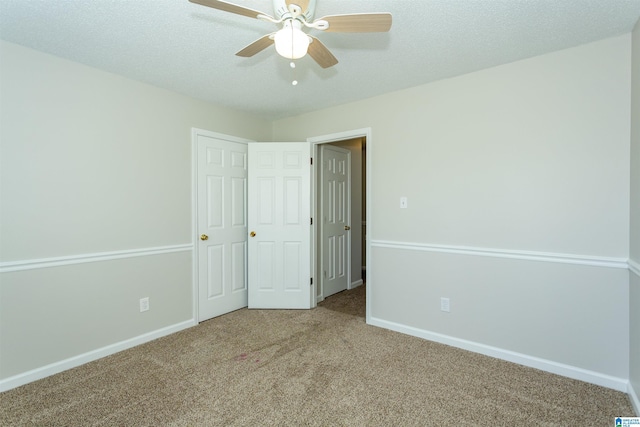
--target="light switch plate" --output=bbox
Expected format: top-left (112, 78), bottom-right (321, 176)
top-left (400, 197), bottom-right (408, 209)
top-left (440, 297), bottom-right (450, 312)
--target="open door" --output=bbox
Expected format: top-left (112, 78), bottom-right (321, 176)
top-left (320, 144), bottom-right (351, 298)
top-left (247, 142), bottom-right (312, 309)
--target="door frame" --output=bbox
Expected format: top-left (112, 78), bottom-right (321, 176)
top-left (191, 128), bottom-right (254, 323)
top-left (308, 128), bottom-right (372, 323)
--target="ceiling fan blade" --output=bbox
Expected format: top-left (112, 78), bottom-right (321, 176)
top-left (236, 34), bottom-right (275, 57)
top-left (308, 36), bottom-right (338, 68)
top-left (316, 13), bottom-right (392, 33)
top-left (285, 0), bottom-right (310, 12)
top-left (188, 0), bottom-right (274, 20)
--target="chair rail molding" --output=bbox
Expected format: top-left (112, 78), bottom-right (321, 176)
top-left (371, 240), bottom-right (629, 270)
top-left (0, 244), bottom-right (193, 273)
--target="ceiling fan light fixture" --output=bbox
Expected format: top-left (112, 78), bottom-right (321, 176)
top-left (189, 0), bottom-right (392, 69)
top-left (274, 20), bottom-right (310, 59)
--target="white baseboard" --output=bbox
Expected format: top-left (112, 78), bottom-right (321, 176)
top-left (629, 381), bottom-right (640, 416)
top-left (317, 280), bottom-right (365, 303)
top-left (0, 319), bottom-right (196, 392)
top-left (368, 316), bottom-right (629, 392)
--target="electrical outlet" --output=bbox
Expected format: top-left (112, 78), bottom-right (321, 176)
top-left (139, 297), bottom-right (149, 312)
top-left (440, 297), bottom-right (450, 313)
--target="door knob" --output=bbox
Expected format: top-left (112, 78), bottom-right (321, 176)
top-left (200, 234), bottom-right (209, 241)
top-left (344, 226), bottom-right (351, 231)
top-left (250, 231), bottom-right (256, 237)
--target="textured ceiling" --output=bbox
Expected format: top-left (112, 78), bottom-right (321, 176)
top-left (1, 0), bottom-right (640, 120)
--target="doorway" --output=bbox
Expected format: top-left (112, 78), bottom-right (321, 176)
top-left (309, 129), bottom-right (370, 315)
top-left (318, 139), bottom-right (367, 301)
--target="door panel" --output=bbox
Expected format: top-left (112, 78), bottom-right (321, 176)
top-left (248, 142), bottom-right (311, 309)
top-left (321, 145), bottom-right (351, 298)
top-left (206, 244), bottom-right (224, 298)
top-left (231, 241), bottom-right (246, 291)
top-left (197, 135), bottom-right (248, 321)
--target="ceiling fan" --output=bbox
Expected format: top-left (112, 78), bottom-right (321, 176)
top-left (188, 0), bottom-right (392, 68)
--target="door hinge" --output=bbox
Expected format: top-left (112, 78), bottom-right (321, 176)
top-left (310, 157), bottom-right (313, 165)
top-left (310, 217), bottom-right (313, 225)
top-left (310, 278), bottom-right (313, 285)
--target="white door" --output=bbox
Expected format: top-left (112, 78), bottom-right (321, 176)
top-left (248, 142), bottom-right (311, 309)
top-left (320, 145), bottom-right (351, 298)
top-left (197, 134), bottom-right (248, 321)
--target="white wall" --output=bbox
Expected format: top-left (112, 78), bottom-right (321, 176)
top-left (629, 19), bottom-right (640, 412)
top-left (0, 41), bottom-right (271, 386)
top-left (273, 35), bottom-right (632, 389)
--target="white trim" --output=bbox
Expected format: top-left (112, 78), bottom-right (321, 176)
top-left (316, 280), bottom-right (363, 303)
top-left (0, 319), bottom-right (196, 392)
top-left (307, 128), bottom-right (371, 145)
top-left (369, 316), bottom-right (629, 392)
top-left (0, 244), bottom-right (192, 273)
top-left (630, 381), bottom-right (640, 416)
top-left (371, 240), bottom-right (629, 269)
top-left (629, 259), bottom-right (640, 277)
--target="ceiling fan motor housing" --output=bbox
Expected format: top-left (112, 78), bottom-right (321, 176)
top-left (273, 0), bottom-right (316, 22)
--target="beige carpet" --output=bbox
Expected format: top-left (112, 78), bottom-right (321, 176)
top-left (1, 285), bottom-right (635, 426)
